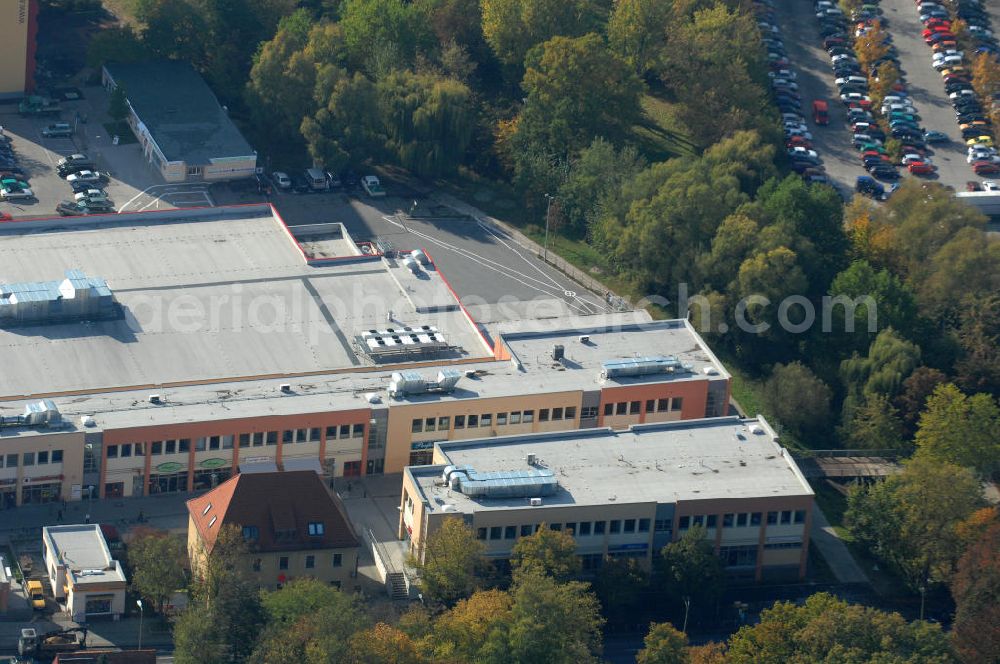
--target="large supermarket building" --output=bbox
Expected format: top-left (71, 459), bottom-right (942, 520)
top-left (0, 204), bottom-right (731, 508)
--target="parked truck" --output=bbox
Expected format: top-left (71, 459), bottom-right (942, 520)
top-left (17, 627), bottom-right (88, 660)
top-left (26, 580), bottom-right (45, 610)
top-left (18, 96), bottom-right (62, 117)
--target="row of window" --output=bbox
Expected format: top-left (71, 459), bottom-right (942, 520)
top-left (604, 397), bottom-right (683, 417)
top-left (109, 425), bottom-right (366, 459)
top-left (678, 510), bottom-right (807, 530)
top-left (0, 450), bottom-right (64, 468)
top-left (252, 553), bottom-right (343, 572)
top-left (476, 518), bottom-right (652, 541)
top-left (412, 407), bottom-right (578, 434)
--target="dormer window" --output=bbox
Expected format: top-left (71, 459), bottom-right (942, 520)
top-left (242, 526), bottom-right (259, 541)
top-left (308, 522), bottom-right (324, 536)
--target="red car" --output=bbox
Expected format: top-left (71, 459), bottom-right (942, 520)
top-left (787, 136), bottom-right (812, 148)
top-left (0, 212), bottom-right (11, 222)
top-left (908, 161), bottom-right (935, 175)
top-left (973, 161), bottom-right (1000, 175)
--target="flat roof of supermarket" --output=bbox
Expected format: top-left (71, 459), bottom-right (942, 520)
top-left (0, 207), bottom-right (486, 399)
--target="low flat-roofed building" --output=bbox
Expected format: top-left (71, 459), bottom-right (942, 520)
top-left (401, 416), bottom-right (814, 582)
top-left (187, 470), bottom-right (359, 591)
top-left (0, 205), bottom-right (731, 505)
top-left (102, 61), bottom-right (256, 182)
top-left (42, 524), bottom-right (127, 621)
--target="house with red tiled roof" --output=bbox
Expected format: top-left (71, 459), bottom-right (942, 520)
top-left (186, 470), bottom-right (359, 591)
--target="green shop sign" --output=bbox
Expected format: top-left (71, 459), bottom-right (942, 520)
top-left (155, 462), bottom-right (185, 473)
top-left (200, 458), bottom-right (228, 469)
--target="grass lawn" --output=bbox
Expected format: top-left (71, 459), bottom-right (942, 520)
top-left (813, 481), bottom-right (853, 542)
top-left (100, 0), bottom-right (141, 26)
top-left (632, 94), bottom-right (700, 161)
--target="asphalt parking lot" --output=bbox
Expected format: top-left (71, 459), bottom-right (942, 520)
top-left (213, 183), bottom-right (613, 323)
top-left (773, 0), bottom-right (879, 196)
top-left (879, 0), bottom-right (978, 189)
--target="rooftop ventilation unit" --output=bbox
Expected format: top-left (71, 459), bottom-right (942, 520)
top-left (600, 356), bottom-right (693, 380)
top-left (0, 400), bottom-right (62, 429)
top-left (526, 453), bottom-right (537, 466)
top-left (552, 344), bottom-right (564, 361)
top-left (530, 498), bottom-right (543, 506)
top-left (358, 325), bottom-right (452, 362)
top-left (0, 269), bottom-right (119, 328)
top-left (443, 466), bottom-right (558, 499)
top-left (388, 368), bottom-right (463, 398)
top-left (148, 394), bottom-right (162, 404)
top-left (279, 384), bottom-right (292, 393)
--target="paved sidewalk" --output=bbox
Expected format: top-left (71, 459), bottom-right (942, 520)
top-left (810, 503), bottom-right (870, 585)
top-left (0, 492), bottom-right (195, 539)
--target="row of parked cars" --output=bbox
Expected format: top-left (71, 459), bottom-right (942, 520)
top-left (913, 0), bottom-right (1000, 178)
top-left (55, 153), bottom-right (115, 215)
top-left (754, 0), bottom-right (830, 184)
top-left (0, 134), bottom-right (35, 202)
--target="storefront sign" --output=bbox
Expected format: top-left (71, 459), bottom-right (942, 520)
top-left (155, 462), bottom-right (185, 473)
top-left (199, 458), bottom-right (228, 469)
top-left (23, 475), bottom-right (63, 484)
top-left (410, 441), bottom-right (436, 451)
top-left (242, 456), bottom-right (272, 464)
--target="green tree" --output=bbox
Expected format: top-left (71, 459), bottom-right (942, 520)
top-left (250, 579), bottom-right (367, 664)
top-left (339, 0), bottom-right (435, 72)
top-left (637, 623), bottom-right (689, 664)
top-left (828, 260), bottom-right (919, 351)
top-left (173, 604), bottom-right (227, 664)
top-left (302, 71), bottom-right (382, 172)
top-left (376, 70), bottom-right (475, 176)
top-left (591, 557), bottom-right (649, 627)
top-left (480, 0), bottom-right (604, 68)
top-left (843, 393), bottom-right (906, 450)
top-left (846, 457), bottom-right (983, 589)
top-left (497, 570), bottom-right (605, 664)
top-left (894, 366), bottom-right (948, 434)
top-left (86, 26), bottom-right (150, 69)
top-left (510, 523), bottom-right (581, 582)
top-left (517, 34), bottom-right (644, 157)
top-left (761, 362), bottom-right (833, 443)
top-left (412, 517), bottom-right (488, 606)
top-left (660, 4), bottom-right (770, 147)
top-left (918, 227), bottom-right (1000, 321)
top-left (108, 85), bottom-right (130, 126)
top-left (954, 293), bottom-right (1000, 396)
top-left (725, 592), bottom-right (954, 663)
top-left (136, 0), bottom-right (208, 63)
top-left (556, 138), bottom-right (645, 238)
top-left (348, 622), bottom-right (427, 663)
top-left (607, 0), bottom-right (672, 76)
top-left (949, 520), bottom-right (1000, 664)
top-left (126, 529), bottom-right (187, 613)
top-left (659, 526), bottom-right (725, 613)
top-left (914, 383), bottom-right (1000, 477)
top-left (840, 328), bottom-right (921, 419)
top-left (430, 589), bottom-right (513, 661)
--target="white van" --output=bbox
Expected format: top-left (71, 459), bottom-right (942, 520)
top-left (305, 168), bottom-right (328, 191)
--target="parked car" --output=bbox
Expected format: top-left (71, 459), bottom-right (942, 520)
top-left (1, 185), bottom-right (34, 200)
top-left (65, 170), bottom-right (101, 184)
top-left (271, 171), bottom-right (292, 190)
top-left (856, 175), bottom-right (885, 197)
top-left (361, 175), bottom-right (386, 197)
top-left (923, 130), bottom-right (949, 142)
top-left (56, 200), bottom-right (89, 216)
top-left (41, 122), bottom-right (72, 138)
top-left (973, 160), bottom-right (1000, 175)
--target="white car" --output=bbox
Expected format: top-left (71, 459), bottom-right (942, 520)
top-left (781, 113), bottom-right (805, 123)
top-left (840, 92), bottom-right (871, 104)
top-left (816, 7), bottom-right (843, 18)
top-left (74, 189), bottom-right (109, 204)
top-left (932, 49), bottom-right (963, 60)
top-left (883, 104), bottom-right (917, 115)
top-left (901, 153), bottom-right (930, 165)
top-left (881, 95), bottom-right (908, 106)
top-left (271, 171), bottom-right (292, 189)
top-left (933, 55), bottom-right (964, 70)
top-left (772, 78), bottom-right (799, 90)
top-left (1, 186), bottom-right (33, 200)
top-left (65, 170), bottom-right (101, 184)
top-left (968, 27), bottom-right (994, 38)
top-left (788, 147), bottom-right (819, 159)
top-left (983, 180), bottom-right (1000, 191)
top-left (361, 175), bottom-right (386, 197)
top-left (836, 75), bottom-right (868, 87)
top-left (949, 89), bottom-right (976, 99)
top-left (769, 69), bottom-right (797, 80)
top-left (831, 54), bottom-right (858, 65)
top-left (57, 153), bottom-right (89, 167)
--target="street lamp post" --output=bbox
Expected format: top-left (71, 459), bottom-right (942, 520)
top-left (543, 194), bottom-right (554, 262)
top-left (919, 583), bottom-right (927, 621)
top-left (682, 596), bottom-right (691, 634)
top-left (136, 599), bottom-right (144, 650)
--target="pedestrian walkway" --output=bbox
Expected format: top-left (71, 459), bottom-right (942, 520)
top-left (0, 492), bottom-right (194, 539)
top-left (810, 503), bottom-right (870, 584)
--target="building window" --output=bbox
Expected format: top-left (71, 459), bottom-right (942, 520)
top-left (565, 522), bottom-right (577, 536)
top-left (720, 545), bottom-right (758, 568)
top-left (279, 557), bottom-right (289, 570)
top-left (751, 512), bottom-right (762, 526)
top-left (604, 404), bottom-right (614, 416)
top-left (22, 452), bottom-right (36, 466)
top-left (581, 407), bottom-right (598, 419)
top-left (638, 519), bottom-right (650, 533)
top-left (209, 436), bottom-right (221, 450)
top-left (723, 513), bottom-right (734, 528)
top-left (37, 451), bottom-right (49, 465)
top-left (343, 461), bottom-right (362, 476)
top-left (251, 433), bottom-right (263, 447)
top-left (152, 442), bottom-right (163, 455)
top-left (565, 407), bottom-right (576, 419)
top-left (693, 515), bottom-right (704, 527)
top-left (623, 519), bottom-right (636, 533)
top-left (333, 553), bottom-right (342, 567)
top-left (266, 432), bottom-right (277, 445)
top-left (477, 528), bottom-right (487, 540)
top-left (195, 438), bottom-right (206, 452)
top-left (578, 522), bottom-right (591, 536)
top-left (325, 426), bottom-right (338, 439)
top-left (616, 402), bottom-right (627, 415)
top-left (242, 526), bottom-right (259, 541)
top-left (121, 444), bottom-right (132, 458)
top-left (654, 519), bottom-right (672, 533)
top-left (522, 411), bottom-right (534, 423)
top-left (411, 419), bottom-right (423, 433)
top-left (707, 515), bottom-right (717, 528)
top-left (496, 413), bottom-right (507, 426)
top-left (239, 434), bottom-right (250, 448)
top-left (105, 446), bottom-right (117, 459)
top-left (51, 450), bottom-right (63, 463)
top-left (187, 166), bottom-right (203, 176)
top-left (539, 409), bottom-right (550, 422)
top-left (308, 522), bottom-right (325, 536)
top-left (455, 415), bottom-right (466, 429)
top-left (490, 526), bottom-right (502, 539)
top-left (671, 397), bottom-right (683, 412)
top-left (594, 521), bottom-right (606, 534)
top-left (510, 412), bottom-right (522, 424)
top-left (646, 399), bottom-right (655, 413)
top-left (552, 407), bottom-right (563, 420)
top-left (305, 555), bottom-right (315, 569)
top-left (425, 418), bottom-right (436, 432)
top-left (208, 516), bottom-right (217, 528)
top-left (610, 520), bottom-right (621, 534)
top-left (629, 401), bottom-right (640, 414)
top-left (678, 516), bottom-right (690, 530)
top-left (551, 523), bottom-right (562, 531)
top-left (481, 414), bottom-right (492, 427)
top-left (505, 526), bottom-right (516, 539)
top-left (309, 428), bottom-right (321, 441)
top-left (283, 430), bottom-right (294, 443)
top-left (781, 510), bottom-right (792, 525)
top-left (657, 398), bottom-right (669, 411)
top-left (794, 510), bottom-right (807, 524)
top-left (340, 425), bottom-right (351, 438)
top-left (352, 424), bottom-right (364, 437)
top-left (438, 417), bottom-right (450, 430)
top-left (468, 415), bottom-right (478, 427)
top-left (520, 524), bottom-right (532, 536)
top-left (767, 511), bottom-right (778, 525)
top-left (5, 453), bottom-right (17, 468)
top-left (737, 513), bottom-right (748, 527)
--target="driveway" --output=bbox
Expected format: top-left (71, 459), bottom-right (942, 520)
top-left (810, 503), bottom-right (870, 584)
